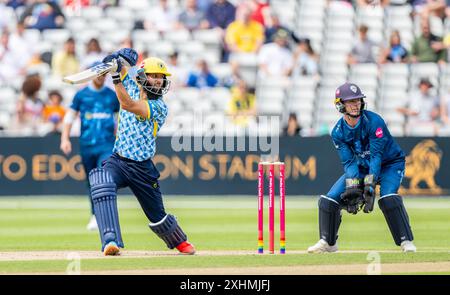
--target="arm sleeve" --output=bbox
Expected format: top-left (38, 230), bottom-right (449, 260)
top-left (332, 134), bottom-right (359, 179)
top-left (368, 118), bottom-right (389, 180)
top-left (186, 73), bottom-right (196, 87)
top-left (70, 92), bottom-right (81, 111)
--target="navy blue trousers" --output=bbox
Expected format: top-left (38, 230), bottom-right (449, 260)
top-left (327, 161), bottom-right (405, 203)
top-left (81, 144), bottom-right (113, 214)
top-left (102, 153), bottom-right (166, 223)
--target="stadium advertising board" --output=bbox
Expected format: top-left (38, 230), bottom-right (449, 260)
top-left (0, 136), bottom-right (447, 196)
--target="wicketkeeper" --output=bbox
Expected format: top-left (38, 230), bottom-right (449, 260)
top-left (89, 48), bottom-right (195, 255)
top-left (308, 82), bottom-right (416, 253)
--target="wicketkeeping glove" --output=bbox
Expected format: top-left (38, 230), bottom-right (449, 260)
top-left (341, 178), bottom-right (364, 215)
top-left (363, 174), bottom-right (376, 213)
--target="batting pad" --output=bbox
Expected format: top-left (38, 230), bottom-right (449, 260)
top-left (319, 197), bottom-right (342, 246)
top-left (89, 168), bottom-right (124, 251)
top-left (149, 214), bottom-right (187, 249)
top-left (378, 195), bottom-right (414, 245)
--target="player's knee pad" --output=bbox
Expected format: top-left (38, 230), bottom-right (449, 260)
top-left (318, 196), bottom-right (342, 246)
top-left (378, 194), bottom-right (414, 246)
top-left (89, 168), bottom-right (124, 250)
top-left (149, 214), bottom-right (187, 249)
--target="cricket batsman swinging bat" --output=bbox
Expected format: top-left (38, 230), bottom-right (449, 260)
top-left (62, 61), bottom-right (117, 85)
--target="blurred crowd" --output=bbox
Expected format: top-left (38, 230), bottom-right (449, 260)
top-left (1, 0), bottom-right (450, 137)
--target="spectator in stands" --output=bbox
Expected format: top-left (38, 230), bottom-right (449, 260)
top-left (225, 6), bottom-right (265, 54)
top-left (222, 60), bottom-right (243, 88)
top-left (81, 38), bottom-right (104, 70)
top-left (248, 0), bottom-right (271, 27)
top-left (21, 0), bottom-right (65, 31)
top-left (176, 0), bottom-right (209, 31)
top-left (205, 0), bottom-right (236, 62)
top-left (63, 0), bottom-right (91, 16)
top-left (265, 12), bottom-right (300, 45)
top-left (144, 0), bottom-right (178, 34)
top-left (9, 21), bottom-right (35, 58)
top-left (379, 30), bottom-right (409, 64)
top-left (15, 74), bottom-right (45, 134)
top-left (410, 17), bottom-right (446, 64)
top-left (348, 24), bottom-right (377, 65)
top-left (292, 38), bottom-right (319, 77)
top-left (446, 1), bottom-right (450, 18)
top-left (418, 0), bottom-right (446, 20)
top-left (6, 0), bottom-right (27, 10)
top-left (0, 4), bottom-right (8, 31)
top-left (440, 89), bottom-right (450, 126)
top-left (205, 0), bottom-right (236, 30)
top-left (227, 79), bottom-right (256, 127)
top-left (197, 0), bottom-right (214, 13)
top-left (0, 29), bottom-right (30, 83)
top-left (186, 59), bottom-right (219, 88)
top-left (356, 0), bottom-right (391, 8)
top-left (258, 29), bottom-right (293, 78)
top-left (282, 113), bottom-right (302, 137)
top-left (42, 90), bottom-right (66, 135)
top-left (409, 0), bottom-right (429, 17)
top-left (397, 78), bottom-right (440, 135)
top-left (167, 51), bottom-right (189, 90)
top-left (51, 37), bottom-right (80, 78)
top-left (97, 0), bottom-right (120, 9)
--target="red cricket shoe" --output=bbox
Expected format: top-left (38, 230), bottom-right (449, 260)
top-left (176, 241), bottom-right (196, 255)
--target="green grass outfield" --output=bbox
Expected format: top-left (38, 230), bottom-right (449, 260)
top-left (0, 196), bottom-right (449, 274)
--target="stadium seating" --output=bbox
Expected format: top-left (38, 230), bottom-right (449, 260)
top-left (1, 0), bottom-right (449, 137)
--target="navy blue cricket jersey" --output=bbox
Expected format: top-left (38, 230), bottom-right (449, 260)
top-left (331, 110), bottom-right (405, 181)
top-left (71, 84), bottom-right (120, 148)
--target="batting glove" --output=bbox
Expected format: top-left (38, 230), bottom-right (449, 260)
top-left (102, 53), bottom-right (122, 73)
top-left (117, 48), bottom-right (138, 67)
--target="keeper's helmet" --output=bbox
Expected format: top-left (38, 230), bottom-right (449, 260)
top-left (334, 82), bottom-right (366, 116)
top-left (137, 57), bottom-right (171, 96)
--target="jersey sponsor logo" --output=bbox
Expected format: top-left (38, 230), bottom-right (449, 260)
top-left (359, 150), bottom-right (371, 158)
top-left (84, 112), bottom-right (113, 120)
top-left (375, 127), bottom-right (383, 138)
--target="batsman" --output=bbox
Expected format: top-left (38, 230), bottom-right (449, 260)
top-left (308, 82), bottom-right (416, 253)
top-left (89, 48), bottom-right (195, 255)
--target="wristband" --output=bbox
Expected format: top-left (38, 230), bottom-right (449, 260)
top-left (111, 73), bottom-right (121, 85)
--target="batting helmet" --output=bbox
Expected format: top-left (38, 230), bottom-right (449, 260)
top-left (140, 57), bottom-right (171, 76)
top-left (136, 57), bottom-right (171, 96)
top-left (334, 82), bottom-right (366, 115)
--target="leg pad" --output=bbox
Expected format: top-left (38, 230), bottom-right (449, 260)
top-left (89, 168), bottom-right (124, 250)
top-left (149, 214), bottom-right (187, 249)
top-left (319, 197), bottom-right (341, 246)
top-left (378, 194), bottom-right (414, 246)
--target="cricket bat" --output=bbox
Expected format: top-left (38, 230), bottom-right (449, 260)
top-left (63, 61), bottom-right (117, 84)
